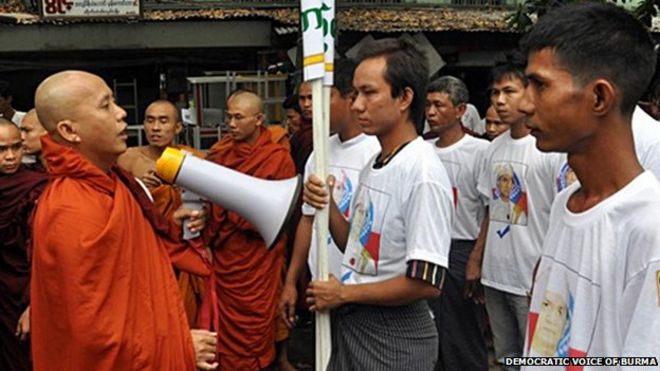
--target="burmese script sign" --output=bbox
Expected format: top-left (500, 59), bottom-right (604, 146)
top-left (41, 0), bottom-right (141, 19)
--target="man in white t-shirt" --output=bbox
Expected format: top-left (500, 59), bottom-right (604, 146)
top-left (0, 81), bottom-right (25, 127)
top-left (425, 76), bottom-right (490, 371)
top-left (475, 60), bottom-right (565, 370)
top-left (518, 3), bottom-right (660, 369)
top-left (304, 38), bottom-right (453, 370)
top-left (279, 58), bottom-right (380, 327)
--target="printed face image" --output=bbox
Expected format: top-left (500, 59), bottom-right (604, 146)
top-left (490, 162), bottom-right (528, 225)
top-left (532, 290), bottom-right (568, 356)
top-left (497, 170), bottom-right (513, 202)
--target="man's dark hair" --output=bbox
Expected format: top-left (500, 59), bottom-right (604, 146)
top-left (490, 51), bottom-right (528, 88)
top-left (356, 37), bottom-right (429, 134)
top-left (334, 58), bottom-right (357, 97)
top-left (0, 81), bottom-right (12, 99)
top-left (282, 94), bottom-right (302, 114)
top-left (427, 76), bottom-right (469, 107)
top-left (519, 2), bottom-right (657, 115)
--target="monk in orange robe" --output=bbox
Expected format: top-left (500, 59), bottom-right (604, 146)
top-left (117, 100), bottom-right (207, 326)
top-left (30, 70), bottom-right (218, 371)
top-left (204, 90), bottom-right (295, 370)
top-left (0, 120), bottom-right (48, 371)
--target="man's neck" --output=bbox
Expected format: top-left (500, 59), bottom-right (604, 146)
top-left (509, 119), bottom-right (531, 139)
top-left (378, 121), bottom-right (418, 155)
top-left (145, 144), bottom-right (168, 161)
top-left (567, 119), bottom-right (643, 213)
top-left (434, 123), bottom-right (465, 148)
top-left (337, 121), bottom-right (362, 143)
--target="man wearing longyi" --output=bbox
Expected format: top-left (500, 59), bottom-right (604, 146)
top-left (30, 70), bottom-right (218, 371)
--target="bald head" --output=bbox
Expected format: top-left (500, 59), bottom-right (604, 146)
top-left (143, 100), bottom-right (182, 148)
top-left (227, 90), bottom-right (263, 114)
top-left (0, 118), bottom-right (22, 174)
top-left (21, 109), bottom-right (47, 155)
top-left (33, 70), bottom-right (128, 172)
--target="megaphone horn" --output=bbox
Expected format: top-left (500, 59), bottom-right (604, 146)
top-left (156, 147), bottom-right (301, 250)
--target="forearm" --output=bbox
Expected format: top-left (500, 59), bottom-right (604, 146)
top-left (284, 216), bottom-right (313, 286)
top-left (470, 208), bottom-right (489, 262)
top-left (340, 275), bottom-right (440, 307)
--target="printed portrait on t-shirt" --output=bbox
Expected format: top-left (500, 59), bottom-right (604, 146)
top-left (556, 162), bottom-right (578, 192)
top-left (531, 290), bottom-right (570, 356)
top-left (344, 185), bottom-right (390, 276)
top-left (441, 160), bottom-right (460, 209)
top-left (490, 162), bottom-right (528, 225)
top-left (333, 169), bottom-right (353, 218)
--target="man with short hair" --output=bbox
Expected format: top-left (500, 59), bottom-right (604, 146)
top-left (0, 82), bottom-right (25, 127)
top-left (20, 109), bottom-right (48, 171)
top-left (484, 105), bottom-right (509, 141)
top-left (518, 3), bottom-right (660, 366)
top-left (0, 119), bottom-right (48, 371)
top-left (280, 58), bottom-right (380, 326)
top-left (204, 89), bottom-right (296, 370)
top-left (30, 71), bottom-right (217, 371)
top-left (304, 38), bottom-right (453, 370)
top-left (475, 60), bottom-right (565, 370)
top-left (283, 94), bottom-right (303, 136)
top-left (425, 76), bottom-right (489, 371)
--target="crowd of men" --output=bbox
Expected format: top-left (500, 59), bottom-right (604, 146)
top-left (1, 2), bottom-right (660, 371)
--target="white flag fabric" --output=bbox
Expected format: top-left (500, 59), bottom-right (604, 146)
top-left (301, 0), bottom-right (325, 81)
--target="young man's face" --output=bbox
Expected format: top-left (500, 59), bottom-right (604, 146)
top-left (426, 91), bottom-right (464, 135)
top-left (351, 56), bottom-right (403, 137)
top-left (143, 102), bottom-right (182, 149)
top-left (21, 113), bottom-right (47, 156)
top-left (284, 108), bottom-right (302, 135)
top-left (485, 105), bottom-right (509, 140)
top-left (225, 96), bottom-right (262, 144)
top-left (490, 76), bottom-right (527, 126)
top-left (0, 124), bottom-right (23, 174)
top-left (329, 87), bottom-right (353, 134)
top-left (298, 82), bottom-right (313, 121)
top-left (520, 48), bottom-right (591, 152)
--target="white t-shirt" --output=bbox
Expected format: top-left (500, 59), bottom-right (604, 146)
top-left (1, 110), bottom-right (25, 127)
top-left (477, 132), bottom-right (565, 296)
top-left (427, 134), bottom-right (489, 240)
top-left (341, 137), bottom-right (453, 285)
top-left (523, 172), bottom-right (660, 369)
top-left (462, 104), bottom-right (485, 134)
top-left (303, 133), bottom-right (380, 280)
top-left (632, 106), bottom-right (660, 180)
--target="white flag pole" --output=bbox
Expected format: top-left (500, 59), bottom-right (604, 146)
top-left (301, 1), bottom-right (333, 370)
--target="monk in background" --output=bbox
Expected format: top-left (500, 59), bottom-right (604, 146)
top-left (117, 100), bottom-right (207, 327)
top-left (30, 70), bottom-right (217, 371)
top-left (204, 90), bottom-right (295, 370)
top-left (20, 109), bottom-right (48, 171)
top-left (0, 119), bottom-right (48, 371)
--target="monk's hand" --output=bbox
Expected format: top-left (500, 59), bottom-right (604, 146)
top-left (464, 253), bottom-right (484, 304)
top-left (173, 207), bottom-right (206, 234)
top-left (15, 305), bottom-right (30, 341)
top-left (303, 175), bottom-right (335, 210)
top-left (279, 283), bottom-right (298, 329)
top-left (305, 275), bottom-right (344, 312)
top-left (141, 170), bottom-right (163, 188)
top-left (190, 329), bottom-right (218, 370)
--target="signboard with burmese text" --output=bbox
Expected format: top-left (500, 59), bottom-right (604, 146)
top-left (40, 0), bottom-right (141, 19)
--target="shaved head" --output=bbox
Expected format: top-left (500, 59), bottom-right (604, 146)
top-left (227, 90), bottom-right (263, 113)
top-left (33, 70), bottom-right (128, 172)
top-left (0, 118), bottom-right (22, 174)
top-left (21, 109), bottom-right (47, 155)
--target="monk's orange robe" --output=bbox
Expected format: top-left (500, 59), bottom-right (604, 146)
top-left (117, 144), bottom-right (207, 326)
top-left (204, 128), bottom-right (295, 370)
top-left (268, 125), bottom-right (291, 151)
top-left (31, 136), bottom-right (210, 371)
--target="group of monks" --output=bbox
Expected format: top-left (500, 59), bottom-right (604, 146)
top-left (0, 70), bottom-right (309, 371)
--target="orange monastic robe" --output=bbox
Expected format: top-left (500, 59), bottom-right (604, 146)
top-left (117, 144), bottom-right (207, 325)
top-left (204, 128), bottom-right (295, 370)
top-left (31, 136), bottom-right (210, 371)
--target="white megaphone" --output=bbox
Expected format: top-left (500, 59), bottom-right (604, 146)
top-left (156, 147), bottom-right (301, 249)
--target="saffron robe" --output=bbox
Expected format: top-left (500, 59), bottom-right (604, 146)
top-left (117, 144), bottom-right (207, 326)
top-left (204, 128), bottom-right (295, 370)
top-left (0, 166), bottom-right (48, 371)
top-left (30, 136), bottom-right (210, 371)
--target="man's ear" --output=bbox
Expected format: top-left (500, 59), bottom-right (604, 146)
top-left (590, 79), bottom-right (616, 117)
top-left (256, 113), bottom-right (265, 128)
top-left (175, 121), bottom-right (183, 135)
top-left (398, 87), bottom-right (414, 114)
top-left (456, 102), bottom-right (467, 121)
top-left (56, 120), bottom-right (80, 143)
